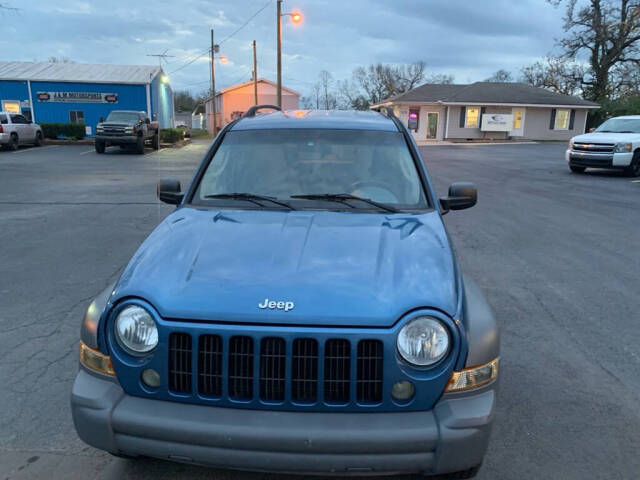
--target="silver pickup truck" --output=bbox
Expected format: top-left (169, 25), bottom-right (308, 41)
top-left (0, 112), bottom-right (44, 150)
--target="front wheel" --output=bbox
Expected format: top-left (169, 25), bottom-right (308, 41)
top-left (152, 132), bottom-right (159, 150)
top-left (95, 140), bottom-right (105, 154)
top-left (34, 131), bottom-right (43, 147)
top-left (8, 133), bottom-right (18, 151)
top-left (136, 135), bottom-right (145, 154)
top-left (569, 165), bottom-right (586, 173)
top-left (428, 465), bottom-right (481, 480)
top-left (625, 151), bottom-right (640, 177)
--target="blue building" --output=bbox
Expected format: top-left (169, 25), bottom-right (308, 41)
top-left (0, 61), bottom-right (174, 135)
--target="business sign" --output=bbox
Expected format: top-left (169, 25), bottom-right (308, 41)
top-left (36, 91), bottom-right (118, 103)
top-left (481, 114), bottom-right (513, 131)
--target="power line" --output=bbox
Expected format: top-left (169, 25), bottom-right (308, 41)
top-left (218, 0), bottom-right (271, 45)
top-left (169, 47), bottom-right (211, 75)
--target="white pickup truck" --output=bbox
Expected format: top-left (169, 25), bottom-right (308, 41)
top-left (566, 115), bottom-right (640, 176)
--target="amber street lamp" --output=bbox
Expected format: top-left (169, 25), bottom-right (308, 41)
top-left (276, 0), bottom-right (303, 108)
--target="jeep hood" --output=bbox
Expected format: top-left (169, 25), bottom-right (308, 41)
top-left (113, 208), bottom-right (459, 327)
top-left (572, 132), bottom-right (640, 144)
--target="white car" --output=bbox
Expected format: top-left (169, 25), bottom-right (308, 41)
top-left (0, 112), bottom-right (44, 150)
top-left (566, 115), bottom-right (640, 176)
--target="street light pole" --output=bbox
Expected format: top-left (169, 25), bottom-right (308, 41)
top-left (276, 0), bottom-right (282, 108)
top-left (253, 40), bottom-right (258, 106)
top-left (210, 28), bottom-right (217, 135)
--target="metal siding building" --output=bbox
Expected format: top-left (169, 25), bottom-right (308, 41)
top-left (0, 61), bottom-right (174, 135)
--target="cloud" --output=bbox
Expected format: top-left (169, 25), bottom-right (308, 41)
top-left (4, 0), bottom-right (567, 94)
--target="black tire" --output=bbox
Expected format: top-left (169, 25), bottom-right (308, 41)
top-left (95, 140), bottom-right (105, 154)
top-left (428, 465), bottom-right (481, 480)
top-left (152, 132), bottom-right (159, 150)
top-left (34, 131), bottom-right (43, 147)
top-left (136, 135), bottom-right (145, 154)
top-left (8, 133), bottom-right (18, 151)
top-left (109, 451), bottom-right (138, 460)
top-left (625, 151), bottom-right (640, 177)
top-left (569, 165), bottom-right (586, 173)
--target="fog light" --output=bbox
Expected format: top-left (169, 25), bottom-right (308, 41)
top-left (141, 368), bottom-right (161, 388)
top-left (391, 381), bottom-right (415, 401)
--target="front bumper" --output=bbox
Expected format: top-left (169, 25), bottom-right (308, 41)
top-left (95, 134), bottom-right (138, 144)
top-left (565, 149), bottom-right (633, 168)
top-left (71, 369), bottom-right (496, 476)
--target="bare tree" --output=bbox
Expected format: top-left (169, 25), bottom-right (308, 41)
top-left (520, 57), bottom-right (586, 95)
top-left (484, 69), bottom-right (513, 82)
top-left (425, 73), bottom-right (455, 84)
top-left (352, 61), bottom-right (429, 105)
top-left (550, 0), bottom-right (640, 102)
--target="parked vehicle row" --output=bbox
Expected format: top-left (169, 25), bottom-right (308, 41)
top-left (0, 111), bottom-right (43, 150)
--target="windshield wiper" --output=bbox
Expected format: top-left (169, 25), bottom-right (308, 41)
top-left (291, 193), bottom-right (398, 213)
top-left (204, 193), bottom-right (295, 210)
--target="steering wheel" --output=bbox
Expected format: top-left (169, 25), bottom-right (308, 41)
top-left (350, 181), bottom-right (399, 204)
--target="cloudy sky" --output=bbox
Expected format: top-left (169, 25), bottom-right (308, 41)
top-left (1, 0), bottom-right (567, 95)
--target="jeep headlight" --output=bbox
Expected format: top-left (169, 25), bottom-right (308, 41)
top-left (115, 305), bottom-right (158, 354)
top-left (397, 317), bottom-right (450, 366)
top-left (614, 142), bottom-right (632, 153)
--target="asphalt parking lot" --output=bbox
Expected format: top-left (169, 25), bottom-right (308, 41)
top-left (1, 141), bottom-right (638, 480)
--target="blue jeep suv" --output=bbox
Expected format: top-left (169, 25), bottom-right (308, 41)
top-left (71, 106), bottom-right (500, 478)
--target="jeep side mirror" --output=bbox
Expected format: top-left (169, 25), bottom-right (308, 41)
top-left (157, 178), bottom-right (183, 205)
top-left (145, 118), bottom-right (151, 125)
top-left (439, 182), bottom-right (477, 214)
top-left (99, 116), bottom-right (104, 123)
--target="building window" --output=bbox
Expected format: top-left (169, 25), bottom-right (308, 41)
top-left (69, 111), bottom-right (84, 124)
top-left (465, 107), bottom-right (480, 128)
top-left (554, 109), bottom-right (570, 130)
top-left (513, 109), bottom-right (523, 130)
top-left (2, 100), bottom-right (20, 114)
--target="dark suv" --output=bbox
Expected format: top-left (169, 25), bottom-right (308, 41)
top-left (95, 110), bottom-right (159, 154)
top-left (71, 106), bottom-right (499, 479)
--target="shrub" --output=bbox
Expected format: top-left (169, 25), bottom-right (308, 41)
top-left (40, 123), bottom-right (86, 140)
top-left (190, 128), bottom-right (212, 139)
top-left (160, 128), bottom-right (185, 144)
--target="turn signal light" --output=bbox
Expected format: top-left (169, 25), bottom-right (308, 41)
top-left (446, 358), bottom-right (499, 392)
top-left (79, 341), bottom-right (115, 376)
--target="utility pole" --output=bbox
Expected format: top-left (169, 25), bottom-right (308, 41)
top-left (210, 29), bottom-right (217, 135)
top-left (253, 40), bottom-right (258, 106)
top-left (276, 0), bottom-right (282, 108)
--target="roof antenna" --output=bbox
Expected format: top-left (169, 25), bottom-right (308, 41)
top-left (146, 49), bottom-right (175, 67)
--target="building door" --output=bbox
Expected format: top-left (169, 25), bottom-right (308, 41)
top-left (510, 108), bottom-right (525, 136)
top-left (426, 112), bottom-right (438, 140)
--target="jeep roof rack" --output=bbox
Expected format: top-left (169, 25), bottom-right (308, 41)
top-left (244, 104), bottom-right (282, 118)
top-left (371, 106), bottom-right (396, 118)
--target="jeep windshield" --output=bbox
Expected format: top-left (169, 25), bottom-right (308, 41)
top-left (595, 118), bottom-right (640, 133)
top-left (105, 111), bottom-right (140, 123)
top-left (192, 129), bottom-right (429, 211)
